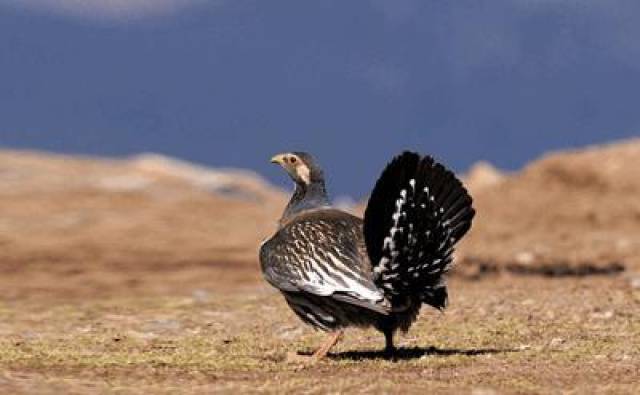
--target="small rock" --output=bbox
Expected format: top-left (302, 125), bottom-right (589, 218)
top-left (515, 251), bottom-right (535, 265)
top-left (517, 344), bottom-right (532, 351)
top-left (629, 275), bottom-right (640, 290)
top-left (126, 330), bottom-right (158, 340)
top-left (591, 311), bottom-right (614, 320)
top-left (549, 338), bottom-right (565, 348)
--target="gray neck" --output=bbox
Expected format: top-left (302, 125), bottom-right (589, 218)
top-left (280, 180), bottom-right (330, 224)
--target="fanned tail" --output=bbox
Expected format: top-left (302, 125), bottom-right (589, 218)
top-left (363, 152), bottom-right (475, 310)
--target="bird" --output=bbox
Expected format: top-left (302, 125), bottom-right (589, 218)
top-left (260, 151), bottom-right (474, 359)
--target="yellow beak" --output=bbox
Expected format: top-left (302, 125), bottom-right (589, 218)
top-left (270, 153), bottom-right (286, 165)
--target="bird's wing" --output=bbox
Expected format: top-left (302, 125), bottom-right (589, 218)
top-left (260, 211), bottom-right (388, 314)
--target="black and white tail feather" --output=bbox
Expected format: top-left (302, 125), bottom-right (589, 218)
top-left (364, 152), bottom-right (475, 311)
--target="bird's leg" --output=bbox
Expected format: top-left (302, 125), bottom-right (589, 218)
top-left (312, 330), bottom-right (343, 359)
top-left (384, 329), bottom-right (396, 358)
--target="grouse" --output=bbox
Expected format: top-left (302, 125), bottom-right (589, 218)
top-left (260, 151), bottom-right (474, 359)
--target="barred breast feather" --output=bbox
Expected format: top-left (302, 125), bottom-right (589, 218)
top-left (260, 209), bottom-right (390, 330)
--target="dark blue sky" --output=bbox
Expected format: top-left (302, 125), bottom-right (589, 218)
top-left (1, 1), bottom-right (639, 197)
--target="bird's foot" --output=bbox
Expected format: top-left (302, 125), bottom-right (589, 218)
top-left (284, 330), bottom-right (343, 365)
top-left (312, 330), bottom-right (343, 360)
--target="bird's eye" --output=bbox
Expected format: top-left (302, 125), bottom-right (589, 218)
top-left (290, 156), bottom-right (297, 164)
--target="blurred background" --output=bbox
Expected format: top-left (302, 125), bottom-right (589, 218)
top-left (0, 0), bottom-right (639, 297)
top-left (2, 0), bottom-right (640, 196)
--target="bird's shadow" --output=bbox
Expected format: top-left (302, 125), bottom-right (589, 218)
top-left (319, 346), bottom-right (515, 361)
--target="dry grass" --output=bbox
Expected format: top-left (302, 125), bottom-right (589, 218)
top-left (1, 275), bottom-right (638, 394)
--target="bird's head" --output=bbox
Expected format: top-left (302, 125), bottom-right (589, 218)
top-left (270, 151), bottom-right (324, 186)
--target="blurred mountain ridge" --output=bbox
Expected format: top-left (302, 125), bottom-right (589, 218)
top-left (1, 139), bottom-right (639, 299)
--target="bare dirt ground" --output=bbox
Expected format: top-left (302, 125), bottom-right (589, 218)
top-left (1, 276), bottom-right (638, 394)
top-left (458, 139), bottom-right (640, 277)
top-left (1, 141), bottom-right (639, 393)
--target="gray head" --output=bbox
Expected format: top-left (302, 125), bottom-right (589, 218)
top-left (271, 151), bottom-right (330, 222)
top-left (270, 151), bottom-right (325, 186)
